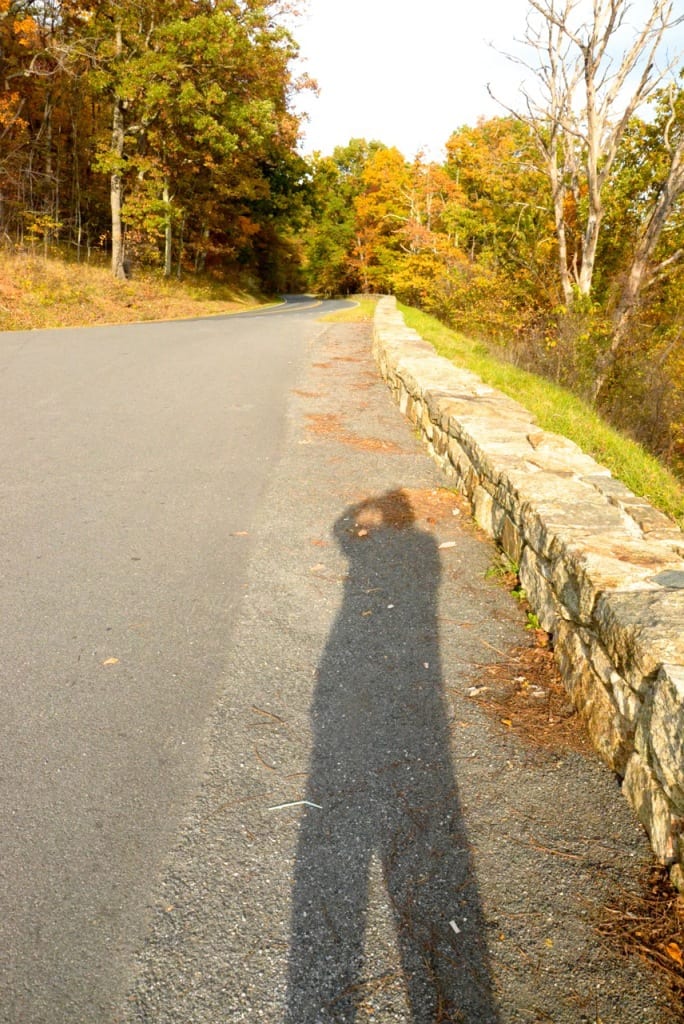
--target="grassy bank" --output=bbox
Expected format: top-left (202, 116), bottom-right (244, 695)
top-left (0, 253), bottom-right (268, 331)
top-left (400, 304), bottom-right (684, 528)
top-left (319, 296), bottom-right (378, 323)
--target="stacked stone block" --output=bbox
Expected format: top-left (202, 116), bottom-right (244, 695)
top-left (373, 296), bottom-right (684, 890)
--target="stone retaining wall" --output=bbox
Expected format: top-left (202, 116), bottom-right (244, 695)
top-left (373, 296), bottom-right (684, 890)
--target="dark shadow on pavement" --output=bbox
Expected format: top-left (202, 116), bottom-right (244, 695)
top-left (286, 490), bottom-right (500, 1023)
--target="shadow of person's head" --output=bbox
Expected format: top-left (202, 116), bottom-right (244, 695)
top-left (335, 489), bottom-right (417, 552)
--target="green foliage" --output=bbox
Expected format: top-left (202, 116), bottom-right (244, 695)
top-left (302, 139), bottom-right (386, 296)
top-left (0, 0), bottom-right (310, 289)
top-left (485, 552), bottom-right (520, 582)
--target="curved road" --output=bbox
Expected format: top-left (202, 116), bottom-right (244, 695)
top-left (0, 298), bottom-right (669, 1023)
top-left (0, 296), bottom-right (338, 1022)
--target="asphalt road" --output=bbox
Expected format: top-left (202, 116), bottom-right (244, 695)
top-left (0, 296), bottom-right (336, 1022)
top-left (0, 301), bottom-right (674, 1024)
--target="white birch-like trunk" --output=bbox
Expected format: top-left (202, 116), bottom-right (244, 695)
top-left (110, 25), bottom-right (127, 280)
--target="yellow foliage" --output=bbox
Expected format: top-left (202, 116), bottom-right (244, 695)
top-left (13, 14), bottom-right (38, 46)
top-left (0, 92), bottom-right (27, 131)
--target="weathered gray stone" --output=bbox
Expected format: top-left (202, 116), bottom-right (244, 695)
top-left (519, 546), bottom-right (561, 634)
top-left (581, 475), bottom-right (671, 539)
top-left (521, 490), bottom-right (640, 562)
top-left (445, 437), bottom-right (466, 473)
top-left (551, 542), bottom-right (675, 628)
top-left (501, 515), bottom-right (524, 565)
top-left (472, 485), bottom-right (495, 536)
top-left (398, 387), bottom-right (410, 417)
top-left (594, 589), bottom-right (684, 692)
top-left (640, 665), bottom-right (684, 812)
top-left (490, 499), bottom-right (507, 540)
top-left (584, 638), bottom-right (643, 726)
top-left (623, 753), bottom-right (678, 863)
top-left (554, 619), bottom-right (635, 775)
top-left (651, 570), bottom-right (684, 589)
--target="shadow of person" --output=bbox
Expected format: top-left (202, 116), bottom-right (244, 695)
top-left (285, 491), bottom-right (500, 1023)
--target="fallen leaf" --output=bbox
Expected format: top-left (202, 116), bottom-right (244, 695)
top-left (665, 941), bottom-right (683, 966)
top-left (501, 718), bottom-right (513, 728)
top-left (361, 610), bottom-right (372, 617)
top-left (544, 938), bottom-right (554, 948)
top-left (102, 657), bottom-right (119, 666)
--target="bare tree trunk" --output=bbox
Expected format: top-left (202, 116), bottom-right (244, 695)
top-left (515, 0), bottom-right (682, 309)
top-left (547, 139), bottom-right (573, 306)
top-left (616, 139), bottom-right (684, 332)
top-left (111, 96), bottom-right (127, 280)
top-left (355, 234), bottom-right (370, 292)
top-left (176, 214), bottom-right (184, 279)
top-left (194, 223), bottom-right (209, 273)
top-left (163, 182), bottom-right (172, 277)
top-left (73, 143), bottom-right (83, 262)
top-left (43, 95), bottom-right (53, 259)
top-left (110, 25), bottom-right (127, 280)
top-left (592, 136), bottom-right (684, 400)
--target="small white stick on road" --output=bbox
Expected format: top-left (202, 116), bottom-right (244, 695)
top-left (267, 800), bottom-right (323, 811)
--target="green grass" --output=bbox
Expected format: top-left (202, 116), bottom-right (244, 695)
top-left (400, 303), bottom-right (684, 529)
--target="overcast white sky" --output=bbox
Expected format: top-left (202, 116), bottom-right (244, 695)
top-left (291, 0), bottom-right (684, 161)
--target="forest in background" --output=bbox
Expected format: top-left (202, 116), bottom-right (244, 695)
top-left (0, 0), bottom-right (312, 290)
top-left (302, 108), bottom-right (684, 480)
top-left (1, 0), bottom-right (684, 480)
top-left (302, 0), bottom-right (684, 481)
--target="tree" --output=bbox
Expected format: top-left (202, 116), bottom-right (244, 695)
top-left (46, 0), bottom-right (308, 279)
top-left (444, 118), bottom-right (552, 288)
top-left (0, 1), bottom-right (57, 246)
top-left (602, 82), bottom-right (684, 392)
top-left (303, 138), bottom-right (385, 295)
top-left (502, 0), bottom-right (684, 395)
top-left (352, 146), bottom-right (413, 291)
top-left (441, 117), bottom-right (559, 346)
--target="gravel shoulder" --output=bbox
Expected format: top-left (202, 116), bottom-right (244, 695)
top-left (120, 318), bottom-right (679, 1024)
